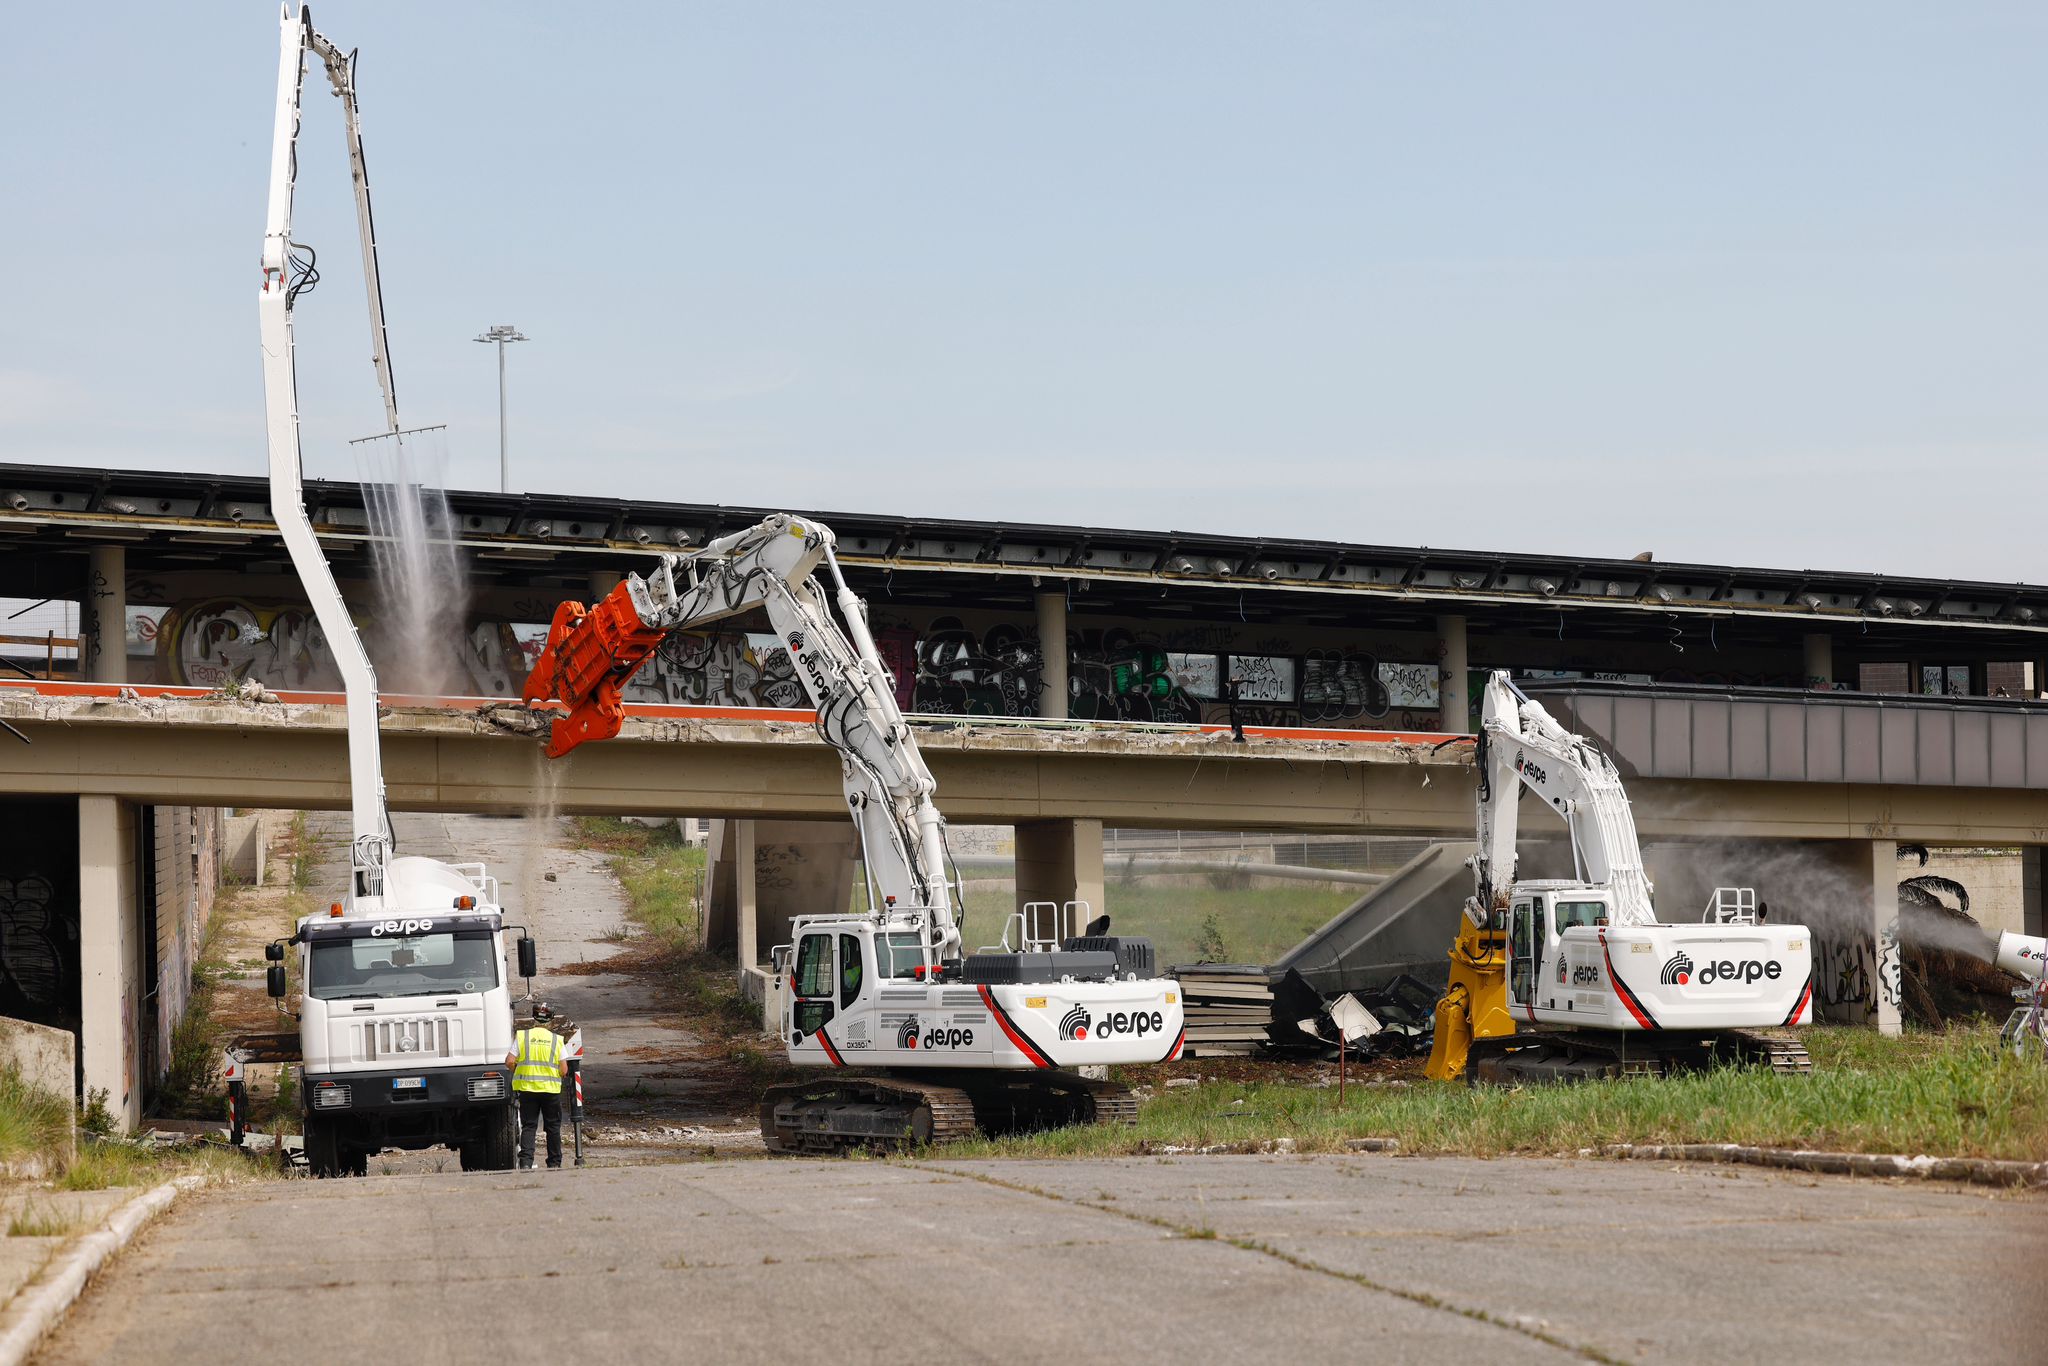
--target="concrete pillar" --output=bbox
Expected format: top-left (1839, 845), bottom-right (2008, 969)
top-left (78, 796), bottom-right (142, 1131)
top-left (1869, 839), bottom-right (1902, 1036)
top-left (703, 818), bottom-right (857, 961)
top-left (1803, 633), bottom-right (1833, 690)
top-left (1014, 819), bottom-right (1105, 932)
top-left (1035, 590), bottom-right (1068, 720)
top-left (588, 569), bottom-right (622, 599)
top-left (82, 546), bottom-right (126, 684)
top-left (1436, 614), bottom-right (1469, 733)
top-left (734, 819), bottom-right (757, 971)
top-left (2023, 847), bottom-right (2045, 939)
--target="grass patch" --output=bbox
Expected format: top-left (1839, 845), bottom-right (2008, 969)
top-left (58, 1136), bottom-right (277, 1191)
top-left (0, 1069), bottom-right (76, 1169)
top-left (943, 1024), bottom-right (2048, 1163)
top-left (7, 1199), bottom-right (86, 1238)
top-left (936, 878), bottom-right (1351, 967)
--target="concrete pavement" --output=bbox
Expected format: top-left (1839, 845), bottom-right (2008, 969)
top-left (35, 1154), bottom-right (2044, 1365)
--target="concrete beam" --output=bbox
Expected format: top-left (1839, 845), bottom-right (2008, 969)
top-left (8, 690), bottom-right (2047, 845)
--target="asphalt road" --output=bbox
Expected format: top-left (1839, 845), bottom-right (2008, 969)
top-left (38, 1154), bottom-right (2043, 1365)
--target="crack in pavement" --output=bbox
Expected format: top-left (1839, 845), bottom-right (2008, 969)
top-left (912, 1162), bottom-right (1628, 1365)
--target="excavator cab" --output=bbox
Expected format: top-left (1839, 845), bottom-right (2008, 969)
top-left (1504, 886), bottom-right (1611, 1016)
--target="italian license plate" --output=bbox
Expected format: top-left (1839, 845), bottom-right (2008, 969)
top-left (392, 1077), bottom-right (426, 1090)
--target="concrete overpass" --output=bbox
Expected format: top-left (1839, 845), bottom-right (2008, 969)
top-left (8, 680), bottom-right (2048, 847)
top-left (8, 674), bottom-right (2047, 1127)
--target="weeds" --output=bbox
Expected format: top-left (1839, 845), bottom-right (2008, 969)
top-left (0, 1069), bottom-right (75, 1167)
top-left (6, 1200), bottom-right (84, 1238)
top-left (945, 1024), bottom-right (2048, 1163)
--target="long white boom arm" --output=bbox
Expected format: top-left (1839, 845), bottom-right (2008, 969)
top-left (522, 515), bottom-right (964, 960)
top-left (1468, 670), bottom-right (1656, 928)
top-left (260, 3), bottom-right (401, 898)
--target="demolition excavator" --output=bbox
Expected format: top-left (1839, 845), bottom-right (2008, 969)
top-left (1425, 672), bottom-right (1816, 1083)
top-left (520, 516), bottom-right (1185, 1151)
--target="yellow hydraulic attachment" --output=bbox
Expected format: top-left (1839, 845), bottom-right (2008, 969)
top-left (1423, 913), bottom-right (1515, 1081)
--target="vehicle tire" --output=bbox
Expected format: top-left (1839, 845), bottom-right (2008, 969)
top-left (346, 1147), bottom-right (370, 1177)
top-left (304, 1116), bottom-right (341, 1178)
top-left (479, 1102), bottom-right (518, 1171)
top-left (457, 1141), bottom-right (481, 1172)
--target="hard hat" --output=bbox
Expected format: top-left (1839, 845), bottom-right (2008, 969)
top-left (532, 1002), bottom-right (554, 1022)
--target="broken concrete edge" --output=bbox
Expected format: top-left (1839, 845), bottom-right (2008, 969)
top-left (0, 1174), bottom-right (205, 1366)
top-left (1601, 1142), bottom-right (2048, 1189)
top-left (0, 691), bottom-right (1468, 768)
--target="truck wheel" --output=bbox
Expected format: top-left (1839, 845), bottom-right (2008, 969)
top-left (304, 1116), bottom-right (341, 1178)
top-left (457, 1141), bottom-right (481, 1172)
top-left (480, 1102), bottom-right (518, 1171)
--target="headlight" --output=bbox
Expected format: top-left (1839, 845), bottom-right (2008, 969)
top-left (467, 1075), bottom-right (507, 1101)
top-left (312, 1084), bottom-right (352, 1110)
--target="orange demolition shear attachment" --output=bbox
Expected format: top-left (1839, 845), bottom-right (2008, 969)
top-left (520, 582), bottom-right (667, 758)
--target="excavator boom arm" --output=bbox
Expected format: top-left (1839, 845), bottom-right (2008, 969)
top-left (520, 515), bottom-right (964, 957)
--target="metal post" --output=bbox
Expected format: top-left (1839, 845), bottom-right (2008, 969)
top-left (474, 324), bottom-right (528, 494)
top-left (567, 1056), bottom-right (585, 1167)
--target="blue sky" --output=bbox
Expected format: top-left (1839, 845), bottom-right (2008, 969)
top-left (3, 3), bottom-right (2044, 578)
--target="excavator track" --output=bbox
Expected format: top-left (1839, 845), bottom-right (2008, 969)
top-left (760, 1071), bottom-right (1142, 1154)
top-left (1723, 1028), bottom-right (1814, 1076)
top-left (760, 1075), bottom-right (979, 1155)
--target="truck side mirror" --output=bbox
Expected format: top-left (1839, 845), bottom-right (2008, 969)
top-left (518, 936), bottom-right (538, 981)
top-left (266, 965), bottom-right (287, 998)
top-left (264, 942), bottom-right (284, 962)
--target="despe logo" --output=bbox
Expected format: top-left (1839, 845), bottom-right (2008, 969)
top-left (370, 919), bottom-right (435, 938)
top-left (1059, 1004), bottom-right (1090, 1041)
top-left (1515, 751), bottom-right (1549, 786)
top-left (1661, 950), bottom-right (1782, 988)
top-left (897, 1016), bottom-right (920, 1049)
top-left (1094, 1010), bottom-right (1166, 1039)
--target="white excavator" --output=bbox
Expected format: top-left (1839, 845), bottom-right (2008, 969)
top-left (520, 515), bottom-right (1186, 1151)
top-left (1425, 671), bottom-right (1816, 1083)
top-left (225, 4), bottom-right (543, 1175)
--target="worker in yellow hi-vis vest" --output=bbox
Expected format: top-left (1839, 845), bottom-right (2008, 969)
top-left (506, 1002), bottom-right (568, 1170)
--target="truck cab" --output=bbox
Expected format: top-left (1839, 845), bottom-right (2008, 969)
top-left (284, 856), bottom-right (530, 1175)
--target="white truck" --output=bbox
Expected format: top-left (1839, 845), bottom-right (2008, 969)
top-left (521, 513), bottom-right (1185, 1152)
top-left (224, 5), bottom-right (538, 1175)
top-left (1426, 671), bottom-right (1816, 1082)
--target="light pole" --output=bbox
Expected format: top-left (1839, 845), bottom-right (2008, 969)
top-left (473, 324), bottom-right (528, 492)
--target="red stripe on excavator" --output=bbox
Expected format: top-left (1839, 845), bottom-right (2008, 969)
top-left (1599, 931), bottom-right (1660, 1030)
top-left (1164, 1026), bottom-right (1185, 1063)
top-left (816, 1030), bottom-right (846, 1068)
top-left (977, 986), bottom-right (1054, 1068)
top-left (1784, 973), bottom-right (1814, 1026)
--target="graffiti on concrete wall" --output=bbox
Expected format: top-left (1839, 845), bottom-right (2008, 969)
top-left (913, 618), bottom-right (1045, 717)
top-left (0, 875), bottom-right (68, 1016)
top-left (1878, 917), bottom-right (1903, 1015)
top-left (620, 631), bottom-right (802, 710)
top-left (1817, 929), bottom-right (1874, 1019)
top-left (136, 590), bottom-right (1443, 729)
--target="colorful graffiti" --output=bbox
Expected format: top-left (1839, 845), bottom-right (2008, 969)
top-left (138, 589), bottom-right (1441, 728)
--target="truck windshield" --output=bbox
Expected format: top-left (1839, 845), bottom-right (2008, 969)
top-left (307, 932), bottom-right (500, 1000)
